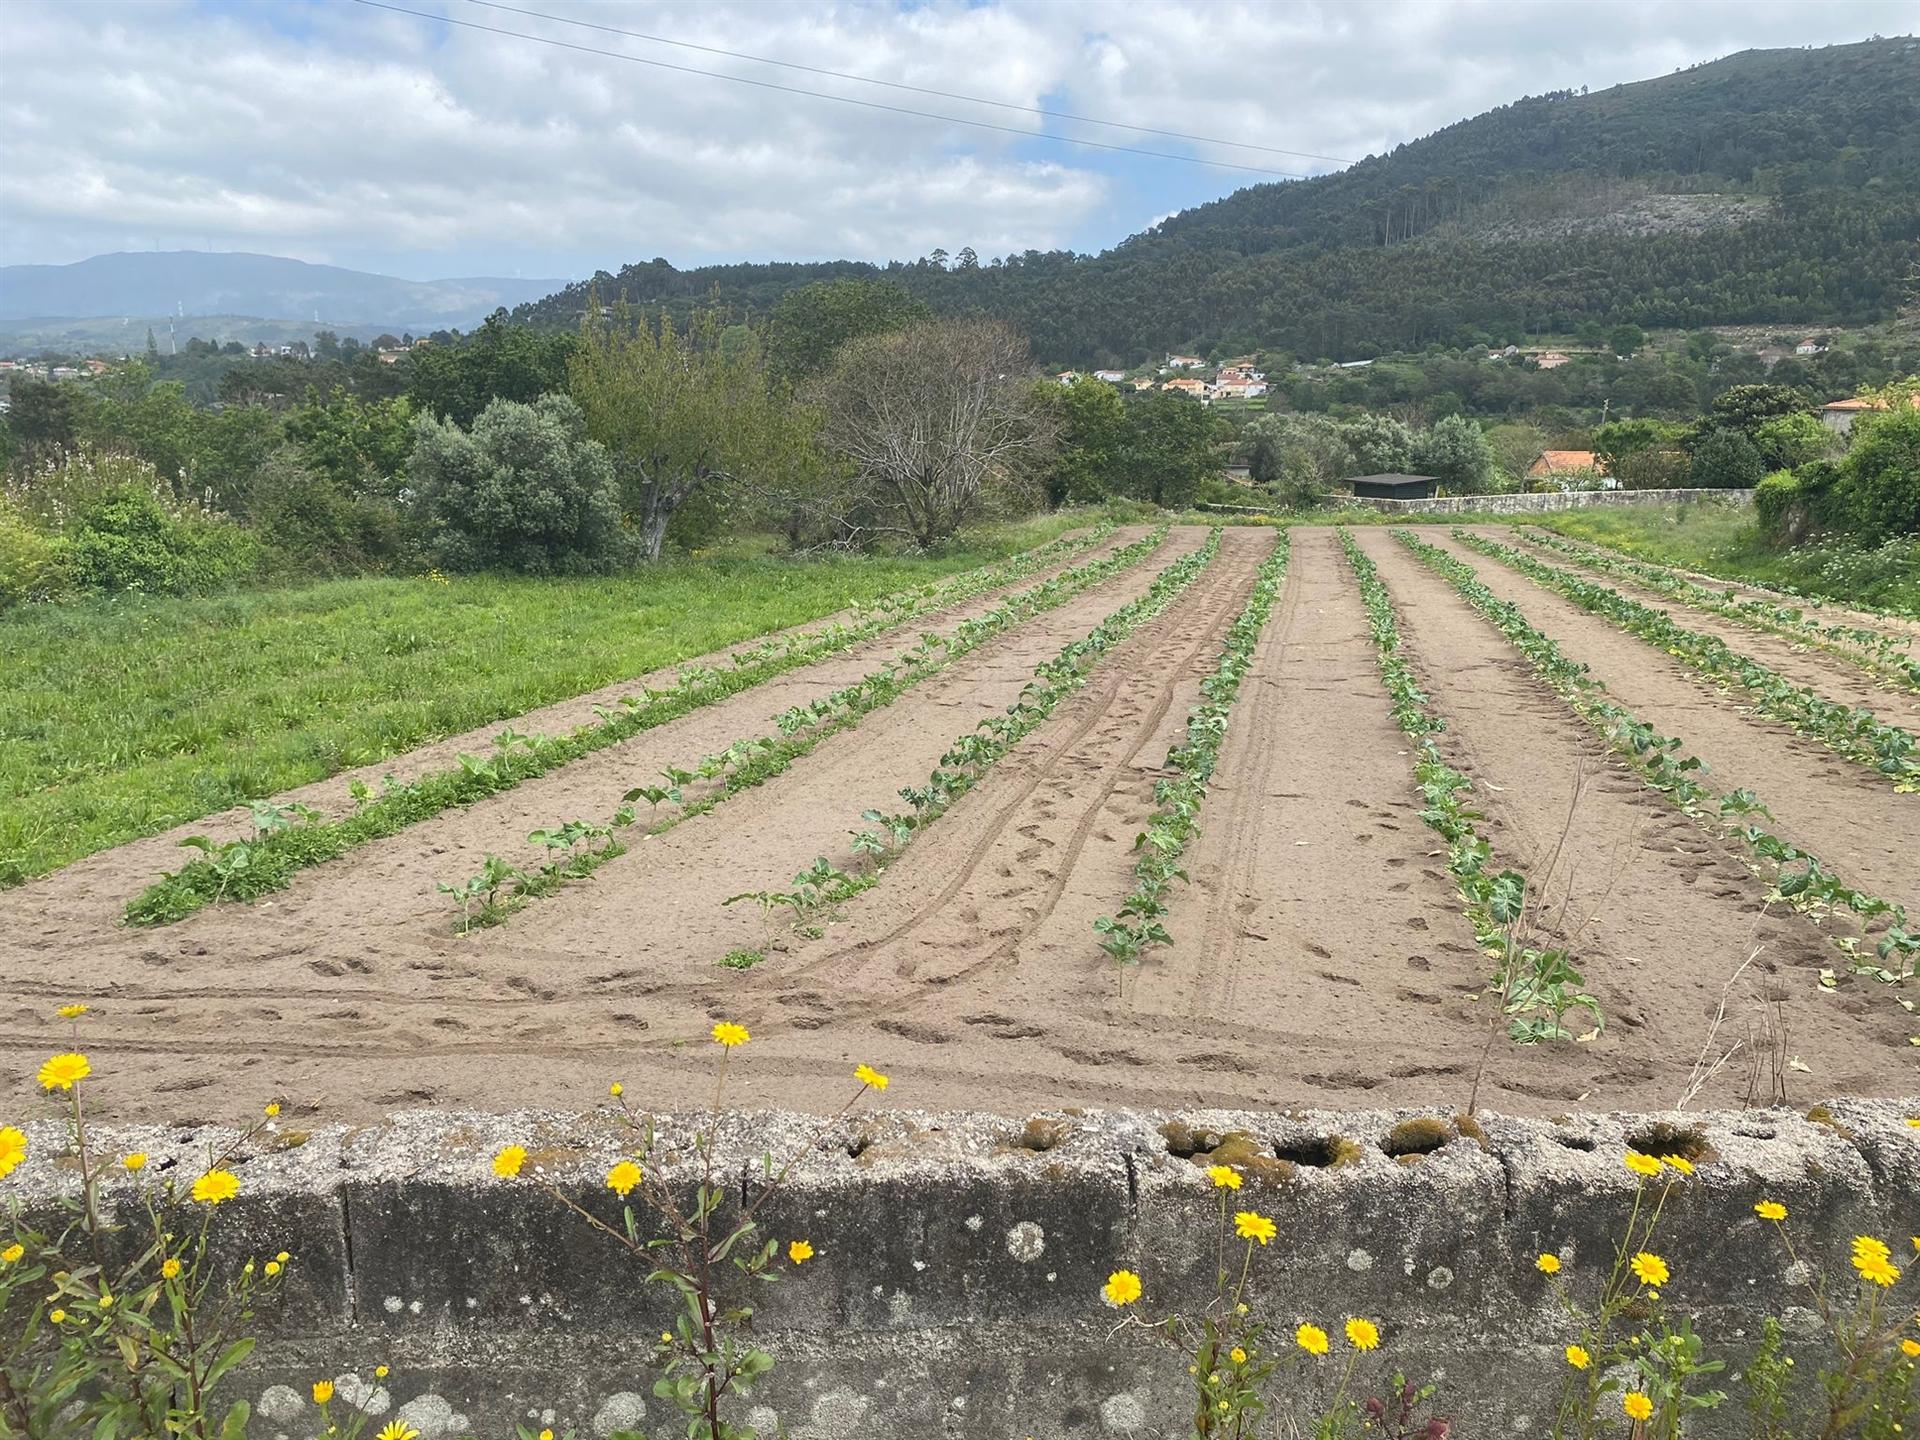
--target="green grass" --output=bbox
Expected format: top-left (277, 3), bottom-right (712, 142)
top-left (0, 513), bottom-right (1085, 883)
top-left (1532, 505), bottom-right (1920, 617)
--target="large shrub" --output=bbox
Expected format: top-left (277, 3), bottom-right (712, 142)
top-left (1839, 407), bottom-right (1920, 540)
top-left (1688, 428), bottom-right (1766, 489)
top-left (410, 393), bottom-right (625, 574)
top-left (0, 499), bottom-right (69, 609)
top-left (247, 446), bottom-right (415, 575)
top-left (63, 485), bottom-right (263, 596)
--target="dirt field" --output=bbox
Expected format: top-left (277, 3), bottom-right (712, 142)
top-left (4, 524), bottom-right (1915, 1124)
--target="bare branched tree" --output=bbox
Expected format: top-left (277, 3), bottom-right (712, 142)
top-left (813, 318), bottom-right (1056, 549)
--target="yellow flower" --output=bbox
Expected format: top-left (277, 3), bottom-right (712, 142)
top-left (789, 1239), bottom-right (814, 1264)
top-left (854, 1063), bottom-right (889, 1091)
top-left (1855, 1235), bottom-right (1891, 1262)
top-left (1755, 1200), bottom-right (1787, 1222)
top-left (492, 1145), bottom-right (526, 1179)
top-left (1345, 1317), bottom-right (1380, 1352)
top-left (1535, 1252), bottom-right (1561, 1275)
top-left (277, 1251), bottom-right (290, 1263)
top-left (1902, 1339), bottom-right (1920, 1359)
top-left (1565, 1344), bottom-right (1590, 1369)
top-left (265, 1261), bottom-right (281, 1277)
top-left (49, 1308), bottom-right (66, 1324)
top-left (660, 1332), bottom-right (673, 1345)
top-left (264, 1103), bottom-right (280, 1118)
top-left (609, 1082), bottom-right (623, 1097)
top-left (191, 1170), bottom-right (240, 1205)
top-left (1233, 1211), bottom-right (1277, 1246)
top-left (97, 1293), bottom-right (113, 1308)
top-left (605, 1161), bottom-right (642, 1198)
top-left (711, 1021), bottom-right (750, 1048)
top-left (1206, 1165), bottom-right (1242, 1191)
top-left (0, 1126), bottom-right (26, 1180)
top-left (56, 1004), bottom-right (88, 1019)
top-left (1629, 1251), bottom-right (1670, 1288)
top-left (1229, 1346), bottom-right (1247, 1364)
top-left (1660, 1154), bottom-right (1694, 1176)
top-left (38, 1053), bottom-right (90, 1092)
top-left (1, 1243), bottom-right (24, 1265)
top-left (1623, 1392), bottom-right (1653, 1421)
top-left (1623, 1152), bottom-right (1661, 1178)
top-left (1102, 1269), bottom-right (1142, 1307)
top-left (1295, 1323), bottom-right (1329, 1356)
top-left (539, 1431), bottom-right (553, 1440)
top-left (122, 1153), bottom-right (147, 1173)
top-left (376, 1424), bottom-right (419, 1440)
top-left (1854, 1250), bottom-right (1901, 1288)
top-left (161, 1258), bottom-right (181, 1279)
top-left (375, 1365), bottom-right (390, 1379)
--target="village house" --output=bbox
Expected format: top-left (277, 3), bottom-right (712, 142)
top-left (1795, 337), bottom-right (1828, 357)
top-left (1527, 449), bottom-right (1610, 481)
top-left (1821, 393), bottom-right (1920, 434)
top-left (1054, 370), bottom-right (1080, 385)
top-left (1092, 369), bottom-right (1127, 384)
top-left (1131, 378), bottom-right (1156, 391)
top-left (1163, 353), bottom-right (1204, 369)
top-left (1161, 377), bottom-right (1210, 401)
top-left (1211, 377), bottom-right (1269, 399)
top-left (1533, 351), bottom-right (1572, 370)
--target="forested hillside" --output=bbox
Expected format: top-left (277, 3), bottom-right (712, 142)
top-left (516, 37), bottom-right (1920, 362)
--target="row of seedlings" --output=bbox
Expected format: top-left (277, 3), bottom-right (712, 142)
top-left (127, 523), bottom-right (1117, 924)
top-left (1338, 529), bottom-right (1603, 1043)
top-left (440, 529), bottom-right (1175, 931)
top-left (1092, 537), bottom-right (1289, 966)
top-left (723, 529), bottom-right (1231, 960)
top-left (1518, 527), bottom-right (1920, 692)
top-left (1395, 529), bottom-right (1918, 991)
top-left (1458, 531), bottom-right (1920, 790)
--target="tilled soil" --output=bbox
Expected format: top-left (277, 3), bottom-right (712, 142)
top-left (4, 524), bottom-right (1914, 1125)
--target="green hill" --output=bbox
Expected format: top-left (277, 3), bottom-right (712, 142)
top-left (516, 37), bottom-right (1920, 363)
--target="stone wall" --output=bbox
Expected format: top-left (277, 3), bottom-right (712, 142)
top-left (1339, 487), bottom-right (1756, 516)
top-left (9, 1098), bottom-right (1917, 1439)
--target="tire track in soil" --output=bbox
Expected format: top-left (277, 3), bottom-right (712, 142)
top-left (1417, 528), bottom-right (1920, 915)
top-left (720, 527), bottom-right (1280, 1046)
top-left (0, 531), bottom-right (1225, 1112)
top-left (1486, 527), bottom-right (1920, 723)
top-left (0, 523), bottom-right (1139, 931)
top-left (1355, 529), bottom-right (1916, 1110)
top-left (1119, 527), bottom-right (1495, 1105)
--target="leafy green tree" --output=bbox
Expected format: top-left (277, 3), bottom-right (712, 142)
top-left (1839, 406), bottom-right (1920, 538)
top-left (5, 377), bottom-right (78, 452)
top-left (408, 310), bottom-right (576, 426)
top-left (1340, 413), bottom-right (1415, 475)
top-left (571, 298), bottom-right (809, 561)
top-left (1707, 384), bottom-right (1807, 436)
top-left (1753, 411), bottom-right (1830, 470)
top-left (284, 389), bottom-right (416, 498)
top-left (1050, 377), bottom-right (1130, 503)
top-left (1688, 428), bottom-right (1766, 489)
top-left (409, 394), bottom-right (624, 574)
top-left (767, 280), bottom-right (928, 381)
top-left (1120, 391), bottom-right (1216, 508)
top-left (1608, 323), bottom-right (1645, 357)
top-left (1416, 414), bottom-right (1497, 493)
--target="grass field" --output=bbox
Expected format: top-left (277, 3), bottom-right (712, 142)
top-left (1534, 504), bottom-right (1920, 615)
top-left (0, 513), bottom-right (1085, 883)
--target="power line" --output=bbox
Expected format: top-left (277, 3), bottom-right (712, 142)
top-left (464, 0), bottom-right (1358, 167)
top-left (348, 0), bottom-right (1316, 180)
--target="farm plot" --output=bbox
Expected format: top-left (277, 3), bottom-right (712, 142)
top-left (2, 525), bottom-right (1914, 1125)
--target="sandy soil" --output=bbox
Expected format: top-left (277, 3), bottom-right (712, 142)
top-left (4, 524), bottom-right (1913, 1126)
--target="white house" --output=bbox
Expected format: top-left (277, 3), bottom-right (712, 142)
top-left (1093, 369), bottom-right (1127, 384)
top-left (1795, 338), bottom-right (1827, 357)
top-left (1164, 353), bottom-right (1204, 369)
top-left (1055, 370), bottom-right (1081, 385)
top-left (1212, 378), bottom-right (1269, 400)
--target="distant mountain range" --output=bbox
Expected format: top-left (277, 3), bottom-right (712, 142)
top-left (0, 251), bottom-right (567, 333)
top-left (516, 36), bottom-right (1920, 365)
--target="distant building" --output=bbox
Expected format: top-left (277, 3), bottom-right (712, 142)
top-left (1533, 351), bottom-right (1572, 370)
top-left (1093, 369), bottom-right (1127, 383)
top-left (1527, 450), bottom-right (1608, 480)
top-left (1212, 378), bottom-right (1269, 399)
top-left (1795, 337), bottom-right (1827, 356)
top-left (1131, 378), bottom-right (1156, 391)
top-left (1350, 473), bottom-right (1438, 501)
top-left (1055, 370), bottom-right (1080, 385)
top-left (1821, 393), bottom-right (1920, 434)
top-left (1337, 358), bottom-right (1374, 369)
top-left (1162, 377), bottom-right (1210, 400)
top-left (1164, 353), bottom-right (1204, 369)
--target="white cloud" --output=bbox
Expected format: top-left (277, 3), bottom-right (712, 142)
top-left (0, 0), bottom-right (1911, 280)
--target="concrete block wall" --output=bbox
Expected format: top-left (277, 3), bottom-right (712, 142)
top-left (8, 1099), bottom-right (1916, 1438)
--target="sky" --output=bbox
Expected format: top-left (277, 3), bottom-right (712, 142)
top-left (2, 0), bottom-right (1916, 284)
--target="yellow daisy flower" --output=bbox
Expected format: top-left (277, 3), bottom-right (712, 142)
top-left (1623, 1393), bottom-right (1653, 1422)
top-left (122, 1153), bottom-right (147, 1173)
top-left (37, 1053), bottom-right (90, 1092)
top-left (1754, 1200), bottom-right (1787, 1221)
top-left (789, 1239), bottom-right (814, 1264)
top-left (854, 1063), bottom-right (889, 1091)
top-left (1660, 1154), bottom-right (1694, 1176)
top-left (1623, 1152), bottom-right (1661, 1178)
top-left (1102, 1269), bottom-right (1142, 1307)
top-left (605, 1161), bottom-right (642, 1198)
top-left (1229, 1346), bottom-right (1247, 1364)
top-left (1206, 1165), bottom-right (1242, 1190)
top-left (1535, 1253), bottom-right (1561, 1275)
top-left (1295, 1323), bottom-right (1329, 1356)
top-left (1629, 1251), bottom-right (1670, 1288)
top-left (711, 1021), bottom-right (750, 1048)
top-left (161, 1258), bottom-right (181, 1279)
top-left (1565, 1344), bottom-right (1590, 1369)
top-left (376, 1424), bottom-right (419, 1440)
top-left (1, 1243), bottom-right (24, 1265)
top-left (191, 1170), bottom-right (239, 1206)
top-left (492, 1145), bottom-right (526, 1179)
top-left (56, 1004), bottom-right (88, 1019)
top-left (1233, 1211), bottom-right (1277, 1245)
top-left (1345, 1317), bottom-right (1380, 1352)
top-left (0, 1126), bottom-right (26, 1180)
top-left (312, 1381), bottom-right (334, 1405)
